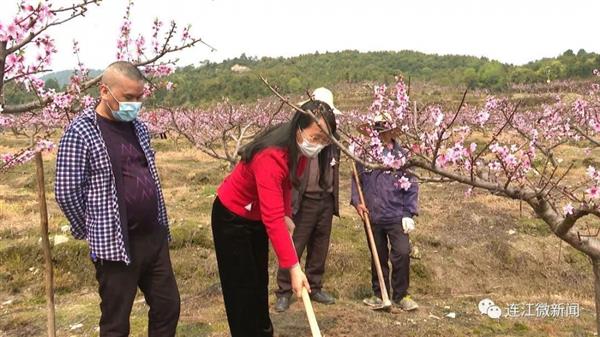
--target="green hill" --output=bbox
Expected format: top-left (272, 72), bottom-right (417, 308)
top-left (27, 49), bottom-right (600, 108)
top-left (147, 49), bottom-right (600, 106)
top-left (41, 69), bottom-right (103, 88)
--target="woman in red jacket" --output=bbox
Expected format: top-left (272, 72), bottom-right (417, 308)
top-left (212, 100), bottom-right (338, 337)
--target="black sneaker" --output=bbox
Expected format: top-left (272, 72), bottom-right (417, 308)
top-left (275, 296), bottom-right (291, 312)
top-left (310, 290), bottom-right (335, 305)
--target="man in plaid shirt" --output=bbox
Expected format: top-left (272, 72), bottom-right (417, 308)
top-left (55, 61), bottom-right (180, 337)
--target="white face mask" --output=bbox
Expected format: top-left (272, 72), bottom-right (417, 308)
top-left (298, 130), bottom-right (326, 158)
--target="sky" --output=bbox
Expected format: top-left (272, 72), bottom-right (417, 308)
top-left (1, 0), bottom-right (599, 71)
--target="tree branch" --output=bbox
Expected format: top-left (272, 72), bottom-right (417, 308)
top-left (259, 75), bottom-right (386, 170)
top-left (432, 89), bottom-right (468, 168)
top-left (574, 125), bottom-right (600, 147)
top-left (6, 1), bottom-right (98, 54)
top-left (532, 197), bottom-right (600, 258)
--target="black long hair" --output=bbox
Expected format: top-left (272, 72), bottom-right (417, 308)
top-left (239, 100), bottom-right (338, 188)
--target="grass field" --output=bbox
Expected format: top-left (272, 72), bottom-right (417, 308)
top-left (0, 128), bottom-right (598, 336)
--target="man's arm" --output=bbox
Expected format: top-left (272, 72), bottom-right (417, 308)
top-left (350, 162), bottom-right (370, 219)
top-left (350, 161), bottom-right (366, 206)
top-left (55, 127), bottom-right (88, 239)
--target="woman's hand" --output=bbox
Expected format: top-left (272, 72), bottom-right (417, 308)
top-left (284, 216), bottom-right (296, 235)
top-left (289, 264), bottom-right (310, 298)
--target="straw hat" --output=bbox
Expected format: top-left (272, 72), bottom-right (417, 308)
top-left (357, 112), bottom-right (398, 136)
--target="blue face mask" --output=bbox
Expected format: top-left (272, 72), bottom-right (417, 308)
top-left (105, 86), bottom-right (142, 122)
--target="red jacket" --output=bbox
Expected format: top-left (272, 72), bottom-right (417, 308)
top-left (217, 147), bottom-right (307, 268)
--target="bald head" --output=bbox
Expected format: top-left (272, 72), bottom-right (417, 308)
top-left (101, 61), bottom-right (145, 87)
top-left (97, 61), bottom-right (146, 120)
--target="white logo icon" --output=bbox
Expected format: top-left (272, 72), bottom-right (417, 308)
top-left (479, 298), bottom-right (502, 319)
top-left (487, 305), bottom-right (502, 319)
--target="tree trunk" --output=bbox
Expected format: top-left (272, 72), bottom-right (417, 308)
top-left (593, 257), bottom-right (600, 336)
top-left (35, 152), bottom-right (56, 337)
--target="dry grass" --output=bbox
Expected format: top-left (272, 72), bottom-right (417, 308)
top-left (0, 132), bottom-right (597, 336)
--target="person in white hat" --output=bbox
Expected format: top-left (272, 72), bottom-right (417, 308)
top-left (275, 88), bottom-right (341, 311)
top-left (307, 87), bottom-right (342, 116)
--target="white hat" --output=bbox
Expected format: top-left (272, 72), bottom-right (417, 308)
top-left (299, 87), bottom-right (342, 115)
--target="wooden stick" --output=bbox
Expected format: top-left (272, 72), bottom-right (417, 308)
top-left (301, 287), bottom-right (322, 337)
top-left (35, 152), bottom-right (56, 337)
top-left (351, 161), bottom-right (393, 308)
top-left (288, 231), bottom-right (323, 336)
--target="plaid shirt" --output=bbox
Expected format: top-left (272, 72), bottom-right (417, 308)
top-left (55, 104), bottom-right (169, 264)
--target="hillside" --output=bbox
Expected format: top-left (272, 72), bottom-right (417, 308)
top-left (146, 49), bottom-right (600, 106)
top-left (32, 49), bottom-right (600, 108)
top-left (40, 69), bottom-right (102, 88)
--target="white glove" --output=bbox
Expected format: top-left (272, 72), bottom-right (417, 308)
top-left (402, 217), bottom-right (415, 234)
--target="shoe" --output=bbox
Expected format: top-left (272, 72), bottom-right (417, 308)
top-left (310, 290), bottom-right (335, 304)
top-left (396, 295), bottom-right (419, 311)
top-left (362, 296), bottom-right (383, 307)
top-left (275, 296), bottom-right (291, 312)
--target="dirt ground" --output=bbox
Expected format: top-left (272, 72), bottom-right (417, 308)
top-left (0, 137), bottom-right (597, 337)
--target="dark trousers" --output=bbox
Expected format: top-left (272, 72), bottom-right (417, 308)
top-left (276, 193), bottom-right (334, 297)
top-left (93, 230), bottom-right (180, 337)
top-left (368, 222), bottom-right (411, 302)
top-left (211, 197), bottom-right (274, 337)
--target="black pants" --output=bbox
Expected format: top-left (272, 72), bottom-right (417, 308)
top-left (93, 230), bottom-right (180, 337)
top-left (276, 193), bottom-right (334, 297)
top-left (211, 197), bottom-right (274, 337)
top-left (368, 222), bottom-right (411, 302)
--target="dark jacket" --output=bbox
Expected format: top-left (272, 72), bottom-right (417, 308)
top-left (292, 146), bottom-right (340, 217)
top-left (350, 141), bottom-right (419, 225)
